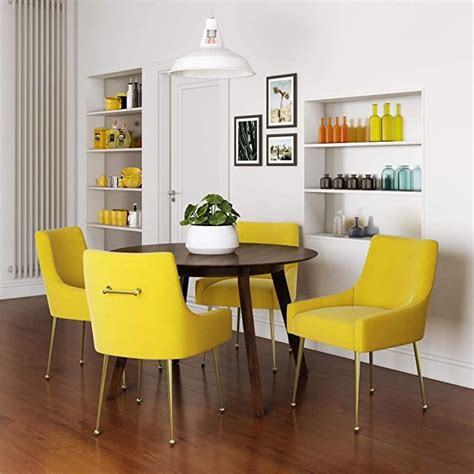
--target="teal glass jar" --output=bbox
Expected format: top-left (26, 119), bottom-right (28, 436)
top-left (381, 165), bottom-right (395, 190)
top-left (412, 165), bottom-right (422, 191)
top-left (397, 165), bottom-right (412, 191)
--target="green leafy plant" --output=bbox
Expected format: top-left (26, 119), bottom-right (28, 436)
top-left (180, 194), bottom-right (240, 226)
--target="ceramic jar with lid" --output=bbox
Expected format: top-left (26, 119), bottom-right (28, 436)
top-left (333, 174), bottom-right (346, 189)
top-left (347, 174), bottom-right (359, 190)
top-left (361, 174), bottom-right (375, 190)
top-left (320, 174), bottom-right (333, 189)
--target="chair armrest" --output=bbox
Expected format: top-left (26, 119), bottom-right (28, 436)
top-left (355, 300), bottom-right (428, 352)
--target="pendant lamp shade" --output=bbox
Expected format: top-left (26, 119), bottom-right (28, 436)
top-left (169, 17), bottom-right (255, 79)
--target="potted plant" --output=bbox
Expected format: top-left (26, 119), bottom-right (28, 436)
top-left (180, 194), bottom-right (240, 255)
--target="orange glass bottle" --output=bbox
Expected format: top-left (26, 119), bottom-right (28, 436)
top-left (326, 117), bottom-right (334, 143)
top-left (318, 118), bottom-right (326, 144)
top-left (341, 116), bottom-right (350, 142)
top-left (334, 117), bottom-right (341, 143)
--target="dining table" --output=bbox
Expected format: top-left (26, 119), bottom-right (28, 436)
top-left (106, 242), bottom-right (318, 417)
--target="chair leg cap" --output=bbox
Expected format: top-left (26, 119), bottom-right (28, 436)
top-left (44, 374), bottom-right (51, 381)
top-left (79, 360), bottom-right (84, 366)
top-left (290, 402), bottom-right (297, 408)
top-left (369, 388), bottom-right (375, 394)
top-left (272, 367), bottom-right (278, 373)
top-left (234, 343), bottom-right (240, 350)
top-left (201, 362), bottom-right (206, 368)
top-left (94, 429), bottom-right (101, 436)
top-left (169, 439), bottom-right (176, 446)
top-left (288, 348), bottom-right (293, 353)
top-left (219, 407), bottom-right (226, 414)
top-left (121, 384), bottom-right (127, 391)
top-left (422, 404), bottom-right (428, 411)
top-left (136, 398), bottom-right (142, 404)
top-left (354, 426), bottom-right (360, 433)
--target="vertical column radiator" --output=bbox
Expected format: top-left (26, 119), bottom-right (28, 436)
top-left (14, 0), bottom-right (67, 279)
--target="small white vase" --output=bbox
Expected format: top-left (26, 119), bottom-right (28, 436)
top-left (185, 225), bottom-right (239, 255)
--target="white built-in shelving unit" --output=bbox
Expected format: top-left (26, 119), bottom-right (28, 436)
top-left (85, 68), bottom-right (143, 250)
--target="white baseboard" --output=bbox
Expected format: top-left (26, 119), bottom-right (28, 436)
top-left (0, 279), bottom-right (45, 300)
top-left (188, 300), bottom-right (474, 389)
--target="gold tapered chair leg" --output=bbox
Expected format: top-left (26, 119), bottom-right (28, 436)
top-left (94, 354), bottom-right (109, 436)
top-left (79, 321), bottom-right (86, 366)
top-left (235, 307), bottom-right (241, 349)
top-left (354, 352), bottom-right (361, 433)
top-left (136, 360), bottom-right (143, 404)
top-left (269, 309), bottom-right (277, 373)
top-left (369, 351), bottom-right (375, 394)
top-left (413, 342), bottom-right (428, 410)
top-left (212, 347), bottom-right (226, 413)
top-left (121, 370), bottom-right (127, 390)
top-left (45, 317), bottom-right (57, 380)
top-left (290, 338), bottom-right (305, 407)
top-left (166, 360), bottom-right (176, 445)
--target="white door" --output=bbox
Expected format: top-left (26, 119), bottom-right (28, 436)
top-left (169, 77), bottom-right (229, 243)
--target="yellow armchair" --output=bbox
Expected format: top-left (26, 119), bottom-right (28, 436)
top-left (288, 235), bottom-right (438, 432)
top-left (84, 250), bottom-right (232, 445)
top-left (35, 227), bottom-right (90, 379)
top-left (195, 221), bottom-right (299, 372)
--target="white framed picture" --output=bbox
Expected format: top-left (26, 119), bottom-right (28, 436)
top-left (266, 73), bottom-right (297, 128)
top-left (267, 133), bottom-right (297, 166)
top-left (234, 115), bottom-right (262, 166)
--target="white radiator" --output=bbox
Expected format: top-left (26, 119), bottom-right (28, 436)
top-left (14, 0), bottom-right (67, 279)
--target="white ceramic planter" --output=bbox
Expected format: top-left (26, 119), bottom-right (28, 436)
top-left (185, 225), bottom-right (239, 255)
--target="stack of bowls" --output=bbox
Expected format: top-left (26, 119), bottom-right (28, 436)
top-left (121, 167), bottom-right (142, 188)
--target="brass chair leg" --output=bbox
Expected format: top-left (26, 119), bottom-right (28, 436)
top-left (369, 351), bottom-right (375, 394)
top-left (269, 309), bottom-right (277, 373)
top-left (290, 338), bottom-right (305, 407)
top-left (94, 354), bottom-right (109, 436)
top-left (45, 317), bottom-right (57, 380)
top-left (212, 347), bottom-right (226, 413)
top-left (121, 370), bottom-right (127, 390)
top-left (136, 360), bottom-right (143, 404)
top-left (413, 342), bottom-right (428, 410)
top-left (79, 321), bottom-right (86, 366)
top-left (354, 352), bottom-right (361, 433)
top-left (235, 307), bottom-right (241, 349)
top-left (166, 360), bottom-right (176, 445)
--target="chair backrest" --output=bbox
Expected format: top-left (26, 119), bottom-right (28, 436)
top-left (354, 235), bottom-right (438, 309)
top-left (237, 221), bottom-right (299, 247)
top-left (84, 250), bottom-right (192, 359)
top-left (36, 226), bottom-right (87, 288)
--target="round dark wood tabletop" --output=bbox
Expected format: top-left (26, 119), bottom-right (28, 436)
top-left (114, 242), bottom-right (318, 277)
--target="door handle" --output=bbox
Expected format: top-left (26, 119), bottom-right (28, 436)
top-left (168, 190), bottom-right (179, 202)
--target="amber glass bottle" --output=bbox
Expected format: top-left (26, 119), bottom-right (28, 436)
top-left (334, 117), bottom-right (341, 143)
top-left (369, 104), bottom-right (381, 141)
top-left (393, 103), bottom-right (403, 141)
top-left (318, 118), bottom-right (326, 144)
top-left (341, 116), bottom-right (350, 142)
top-left (349, 119), bottom-right (357, 142)
top-left (382, 102), bottom-right (393, 141)
top-left (326, 117), bottom-right (334, 143)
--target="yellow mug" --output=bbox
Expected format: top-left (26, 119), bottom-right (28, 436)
top-left (103, 209), bottom-right (112, 225)
top-left (98, 209), bottom-right (106, 224)
top-left (96, 175), bottom-right (108, 187)
top-left (112, 209), bottom-right (128, 227)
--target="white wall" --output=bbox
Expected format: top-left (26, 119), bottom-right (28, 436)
top-left (76, 0), bottom-right (473, 387)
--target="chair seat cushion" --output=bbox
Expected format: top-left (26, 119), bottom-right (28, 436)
top-left (290, 305), bottom-right (387, 351)
top-left (195, 276), bottom-right (279, 310)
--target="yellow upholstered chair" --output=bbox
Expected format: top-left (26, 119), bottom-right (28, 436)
top-left (288, 235), bottom-right (438, 432)
top-left (195, 221), bottom-right (299, 372)
top-left (84, 250), bottom-right (231, 445)
top-left (35, 227), bottom-right (90, 379)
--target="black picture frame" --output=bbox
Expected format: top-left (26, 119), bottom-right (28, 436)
top-left (266, 73), bottom-right (297, 129)
top-left (266, 133), bottom-right (298, 166)
top-left (234, 114), bottom-right (263, 166)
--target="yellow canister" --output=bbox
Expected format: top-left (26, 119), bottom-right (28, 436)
top-left (103, 209), bottom-right (112, 225)
top-left (106, 129), bottom-right (117, 149)
top-left (104, 97), bottom-right (120, 111)
top-left (93, 128), bottom-right (106, 149)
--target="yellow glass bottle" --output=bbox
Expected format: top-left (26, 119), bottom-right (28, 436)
top-left (350, 119), bottom-right (357, 142)
top-left (318, 118), bottom-right (326, 144)
top-left (393, 103), bottom-right (403, 141)
top-left (341, 116), bottom-right (350, 142)
top-left (381, 102), bottom-right (393, 141)
top-left (369, 104), bottom-right (381, 142)
top-left (334, 116), bottom-right (341, 143)
top-left (326, 117), bottom-right (334, 143)
top-left (357, 119), bottom-right (366, 142)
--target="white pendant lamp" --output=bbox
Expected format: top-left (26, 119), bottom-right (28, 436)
top-left (169, 17), bottom-right (255, 79)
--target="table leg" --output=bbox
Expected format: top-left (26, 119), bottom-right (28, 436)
top-left (180, 276), bottom-right (189, 300)
top-left (107, 357), bottom-right (128, 400)
top-left (238, 268), bottom-right (265, 417)
top-left (271, 269), bottom-right (308, 376)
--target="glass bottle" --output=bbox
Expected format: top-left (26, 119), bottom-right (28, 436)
top-left (333, 211), bottom-right (346, 237)
top-left (397, 165), bottom-right (412, 191)
top-left (364, 118), bottom-right (370, 141)
top-left (393, 103), bottom-right (403, 141)
top-left (333, 173), bottom-right (346, 189)
top-left (369, 104), bottom-right (381, 141)
top-left (347, 174), bottom-right (359, 189)
top-left (349, 217), bottom-right (366, 238)
top-left (357, 119), bottom-right (366, 142)
top-left (361, 174), bottom-right (375, 190)
top-left (364, 216), bottom-right (379, 237)
top-left (341, 116), bottom-right (350, 143)
top-left (381, 165), bottom-right (396, 190)
top-left (412, 165), bottom-right (422, 191)
top-left (320, 173), bottom-right (333, 189)
top-left (326, 118), bottom-right (334, 143)
top-left (318, 118), bottom-right (326, 144)
top-left (334, 116), bottom-right (341, 143)
top-left (382, 102), bottom-right (393, 141)
top-left (350, 119), bottom-right (357, 142)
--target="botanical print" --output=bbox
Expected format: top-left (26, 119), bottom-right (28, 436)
top-left (267, 134), bottom-right (297, 166)
top-left (267, 73), bottom-right (297, 128)
top-left (234, 115), bottom-right (262, 166)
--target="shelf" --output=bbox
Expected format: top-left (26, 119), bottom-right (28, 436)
top-left (305, 141), bottom-right (421, 149)
top-left (305, 189), bottom-right (422, 196)
top-left (305, 233), bottom-right (371, 243)
top-left (87, 186), bottom-right (142, 192)
top-left (87, 107), bottom-right (142, 116)
top-left (88, 223), bottom-right (142, 233)
top-left (306, 90), bottom-right (422, 104)
top-left (87, 148), bottom-right (142, 153)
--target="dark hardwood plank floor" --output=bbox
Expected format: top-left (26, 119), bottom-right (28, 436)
top-left (0, 296), bottom-right (473, 473)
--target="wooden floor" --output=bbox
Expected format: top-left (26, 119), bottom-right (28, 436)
top-left (0, 296), bottom-right (473, 474)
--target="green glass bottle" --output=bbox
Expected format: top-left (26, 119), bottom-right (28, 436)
top-left (369, 104), bottom-right (381, 142)
top-left (382, 102), bottom-right (393, 141)
top-left (393, 103), bottom-right (403, 141)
